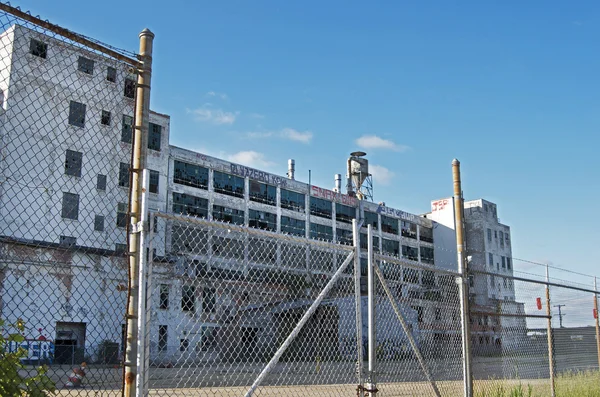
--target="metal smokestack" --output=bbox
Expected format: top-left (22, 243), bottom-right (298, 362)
top-left (287, 159), bottom-right (295, 180)
top-left (334, 174), bottom-right (342, 192)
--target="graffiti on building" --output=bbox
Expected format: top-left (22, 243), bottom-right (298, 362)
top-left (6, 339), bottom-right (55, 364)
top-left (376, 205), bottom-right (416, 222)
top-left (230, 164), bottom-right (288, 187)
top-left (431, 199), bottom-right (450, 212)
top-left (311, 186), bottom-right (358, 206)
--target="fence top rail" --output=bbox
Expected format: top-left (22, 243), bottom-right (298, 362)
top-left (152, 211), bottom-right (355, 252)
top-left (374, 252), bottom-right (461, 277)
top-left (471, 269), bottom-right (600, 295)
top-left (0, 2), bottom-right (141, 67)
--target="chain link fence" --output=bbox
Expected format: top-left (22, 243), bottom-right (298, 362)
top-left (143, 213), bottom-right (360, 396)
top-left (2, 4), bottom-right (600, 397)
top-left (0, 4), bottom-right (141, 396)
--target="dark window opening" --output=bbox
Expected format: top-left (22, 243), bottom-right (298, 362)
top-left (203, 287), bottom-right (216, 314)
top-left (101, 110), bottom-right (111, 126)
top-left (337, 228), bottom-right (353, 245)
top-left (149, 170), bottom-right (159, 194)
top-left (172, 192), bottom-right (208, 218)
top-left (59, 236), bottom-right (77, 247)
top-left (281, 216), bottom-right (305, 237)
top-left (148, 122), bottom-right (161, 151)
top-left (121, 115), bottom-right (133, 143)
top-left (182, 285), bottom-right (195, 312)
top-left (173, 160), bottom-right (209, 189)
top-left (249, 180), bottom-right (276, 206)
top-left (420, 226), bottom-right (433, 243)
top-left (363, 211), bottom-right (378, 229)
top-left (118, 162), bottom-right (130, 187)
top-left (310, 197), bottom-right (332, 219)
top-left (310, 223), bottom-right (333, 241)
top-left (401, 221), bottom-right (417, 239)
top-left (249, 209), bottom-right (276, 231)
top-left (158, 325), bottom-right (167, 352)
top-left (382, 239), bottom-right (400, 256)
top-left (213, 171), bottom-right (244, 198)
top-left (124, 78), bottom-right (135, 99)
top-left (94, 215), bottom-right (104, 232)
top-left (381, 215), bottom-right (399, 234)
top-left (97, 174), bottom-right (107, 191)
top-left (29, 38), bottom-right (47, 58)
top-left (159, 285), bottom-right (169, 309)
top-left (402, 245), bottom-right (419, 261)
top-left (421, 247), bottom-right (434, 264)
top-left (106, 66), bottom-right (117, 82)
top-left (68, 101), bottom-right (86, 128)
top-left (77, 56), bottom-right (94, 74)
top-left (117, 203), bottom-right (128, 228)
top-left (280, 189), bottom-right (305, 212)
top-left (213, 205), bottom-right (244, 225)
top-left (61, 192), bottom-right (79, 220)
top-left (64, 150), bottom-right (82, 177)
top-left (336, 203), bottom-right (355, 224)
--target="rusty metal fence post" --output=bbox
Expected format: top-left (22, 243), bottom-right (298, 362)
top-left (595, 277), bottom-right (600, 372)
top-left (545, 265), bottom-right (556, 397)
top-left (452, 159), bottom-right (473, 397)
top-left (124, 28), bottom-right (154, 397)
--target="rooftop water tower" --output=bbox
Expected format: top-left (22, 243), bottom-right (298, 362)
top-left (346, 151), bottom-right (373, 201)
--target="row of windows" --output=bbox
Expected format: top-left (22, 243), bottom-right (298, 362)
top-left (488, 253), bottom-right (512, 270)
top-left (67, 101), bottom-right (162, 151)
top-left (487, 228), bottom-right (510, 247)
top-left (29, 38), bottom-right (135, 98)
top-left (63, 150), bottom-right (159, 193)
top-left (171, 161), bottom-right (434, 241)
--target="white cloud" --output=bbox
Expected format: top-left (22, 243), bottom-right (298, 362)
top-left (226, 151), bottom-right (275, 169)
top-left (355, 135), bottom-right (409, 152)
top-left (206, 91), bottom-right (228, 100)
top-left (281, 128), bottom-right (313, 143)
top-left (369, 164), bottom-right (395, 186)
top-left (245, 128), bottom-right (313, 144)
top-left (188, 105), bottom-right (239, 125)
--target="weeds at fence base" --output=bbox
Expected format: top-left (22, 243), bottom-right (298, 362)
top-left (474, 370), bottom-right (600, 397)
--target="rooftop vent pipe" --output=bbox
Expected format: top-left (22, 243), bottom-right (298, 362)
top-left (334, 174), bottom-right (342, 192)
top-left (287, 159), bottom-right (295, 180)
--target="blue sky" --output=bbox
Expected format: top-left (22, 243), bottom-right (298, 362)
top-left (11, 1), bottom-right (600, 285)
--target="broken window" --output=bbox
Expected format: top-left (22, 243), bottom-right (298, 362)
top-left (172, 192), bottom-right (208, 218)
top-left (173, 160), bottom-right (209, 189)
top-left (159, 284), bottom-right (169, 309)
top-left (421, 247), bottom-right (434, 264)
top-left (309, 197), bottom-right (332, 219)
top-left (213, 205), bottom-right (244, 225)
top-left (362, 211), bottom-right (378, 229)
top-left (106, 66), bottom-right (116, 82)
top-left (309, 223), bottom-right (333, 241)
top-left (381, 215), bottom-right (399, 234)
top-left (158, 325), bottom-right (167, 352)
top-left (280, 216), bottom-right (305, 237)
top-left (94, 215), bottom-right (104, 232)
top-left (121, 115), bottom-right (133, 143)
top-left (77, 56), bottom-right (94, 74)
top-left (249, 180), bottom-right (276, 206)
top-left (118, 162), bottom-right (130, 187)
top-left (249, 209), bottom-right (276, 231)
top-left (203, 287), bottom-right (216, 314)
top-left (124, 78), bottom-right (135, 99)
top-left (101, 110), bottom-right (111, 126)
top-left (419, 226), bottom-right (433, 243)
top-left (401, 220), bottom-right (417, 239)
top-left (117, 203), bottom-right (127, 228)
top-left (64, 150), bottom-right (82, 177)
top-left (335, 203), bottom-right (355, 224)
top-left (29, 38), bottom-right (47, 58)
top-left (213, 171), bottom-right (244, 198)
top-left (280, 188), bottom-right (305, 212)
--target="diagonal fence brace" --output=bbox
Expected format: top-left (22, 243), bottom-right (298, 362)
top-left (373, 263), bottom-right (442, 397)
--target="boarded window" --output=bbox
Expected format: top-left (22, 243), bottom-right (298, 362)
top-left (64, 150), bottom-right (82, 177)
top-left (68, 101), bottom-right (86, 128)
top-left (61, 192), bottom-right (79, 220)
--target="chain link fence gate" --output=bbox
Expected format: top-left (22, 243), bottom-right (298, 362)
top-left (0, 4), bottom-right (146, 396)
top-left (140, 214), bottom-right (362, 397)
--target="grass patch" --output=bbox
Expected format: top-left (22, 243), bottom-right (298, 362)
top-left (474, 370), bottom-right (600, 397)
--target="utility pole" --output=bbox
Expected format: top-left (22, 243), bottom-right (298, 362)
top-left (554, 304), bottom-right (566, 328)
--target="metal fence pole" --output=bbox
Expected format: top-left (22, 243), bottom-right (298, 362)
top-left (124, 28), bottom-right (154, 397)
top-left (367, 224), bottom-right (377, 395)
top-left (135, 170), bottom-right (150, 397)
top-left (595, 277), bottom-right (600, 371)
top-left (452, 159), bottom-right (473, 397)
top-left (546, 265), bottom-right (556, 397)
top-left (353, 219), bottom-right (365, 396)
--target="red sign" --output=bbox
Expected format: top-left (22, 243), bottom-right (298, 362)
top-left (594, 309), bottom-right (598, 319)
top-left (311, 186), bottom-right (358, 206)
top-left (536, 297), bottom-right (542, 310)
